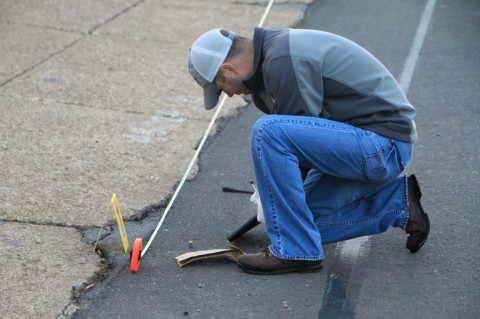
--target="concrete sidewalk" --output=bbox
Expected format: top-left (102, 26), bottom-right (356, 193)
top-left (0, 1), bottom-right (310, 318)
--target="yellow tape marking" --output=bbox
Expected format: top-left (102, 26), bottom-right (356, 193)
top-left (111, 193), bottom-right (129, 253)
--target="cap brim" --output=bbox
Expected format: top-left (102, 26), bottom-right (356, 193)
top-left (203, 82), bottom-right (221, 110)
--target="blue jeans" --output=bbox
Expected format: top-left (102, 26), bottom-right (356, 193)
top-left (251, 115), bottom-right (413, 261)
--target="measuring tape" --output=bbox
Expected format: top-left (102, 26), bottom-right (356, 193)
top-left (130, 0), bottom-right (275, 272)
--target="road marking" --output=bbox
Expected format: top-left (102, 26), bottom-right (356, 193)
top-left (336, 0), bottom-right (437, 272)
top-left (399, 0), bottom-right (437, 94)
top-left (320, 237), bottom-right (370, 317)
top-left (323, 0), bottom-right (437, 314)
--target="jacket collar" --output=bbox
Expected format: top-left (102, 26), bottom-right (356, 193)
top-left (243, 27), bottom-right (265, 94)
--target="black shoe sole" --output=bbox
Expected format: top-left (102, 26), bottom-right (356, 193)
top-left (237, 262), bottom-right (323, 275)
top-left (407, 213), bottom-right (430, 253)
top-left (407, 174), bottom-right (430, 253)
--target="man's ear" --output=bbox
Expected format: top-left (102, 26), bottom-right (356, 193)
top-left (219, 62), bottom-right (238, 76)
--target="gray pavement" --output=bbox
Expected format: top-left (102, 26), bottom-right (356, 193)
top-left (0, 1), bottom-right (307, 318)
top-left (2, 0), bottom-right (479, 318)
top-left (74, 0), bottom-right (480, 318)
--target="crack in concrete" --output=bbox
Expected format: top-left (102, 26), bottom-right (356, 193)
top-left (0, 217), bottom-right (87, 230)
top-left (0, 92), bottom-right (154, 116)
top-left (87, 0), bottom-right (147, 35)
top-left (0, 20), bottom-right (85, 34)
top-left (0, 0), bottom-right (147, 90)
top-left (0, 38), bottom-right (82, 89)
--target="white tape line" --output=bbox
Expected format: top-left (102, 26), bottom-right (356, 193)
top-left (93, 208), bottom-right (110, 252)
top-left (258, 0), bottom-right (275, 27)
top-left (141, 0), bottom-right (275, 258)
top-left (399, 0), bottom-right (437, 94)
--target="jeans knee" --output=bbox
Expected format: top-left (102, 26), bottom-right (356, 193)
top-left (251, 115), bottom-right (280, 141)
top-left (253, 115), bottom-right (276, 132)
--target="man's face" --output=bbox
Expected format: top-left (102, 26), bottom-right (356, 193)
top-left (215, 75), bottom-right (250, 97)
top-left (214, 62), bottom-right (253, 97)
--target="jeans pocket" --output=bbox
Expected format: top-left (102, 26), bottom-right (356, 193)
top-left (362, 141), bottom-right (403, 182)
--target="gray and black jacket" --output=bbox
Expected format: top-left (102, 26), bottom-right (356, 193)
top-left (243, 27), bottom-right (417, 143)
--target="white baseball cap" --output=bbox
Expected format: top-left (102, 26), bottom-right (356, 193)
top-left (188, 29), bottom-right (236, 109)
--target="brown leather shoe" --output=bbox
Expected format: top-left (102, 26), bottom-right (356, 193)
top-left (406, 174), bottom-right (430, 253)
top-left (237, 248), bottom-right (323, 275)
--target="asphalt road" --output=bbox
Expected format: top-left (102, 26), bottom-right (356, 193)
top-left (74, 0), bottom-right (480, 318)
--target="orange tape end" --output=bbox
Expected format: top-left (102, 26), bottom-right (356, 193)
top-left (130, 238), bottom-right (143, 272)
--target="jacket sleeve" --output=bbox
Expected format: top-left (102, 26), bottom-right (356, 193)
top-left (263, 56), bottom-right (325, 117)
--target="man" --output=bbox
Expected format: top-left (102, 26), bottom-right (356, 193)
top-left (188, 27), bottom-right (430, 275)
